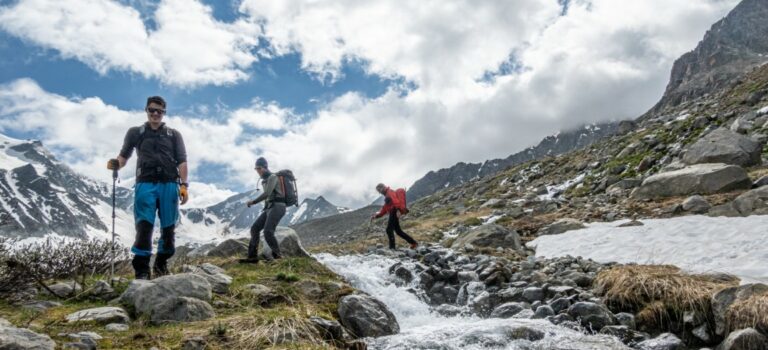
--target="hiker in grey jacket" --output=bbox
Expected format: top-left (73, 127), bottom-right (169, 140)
top-left (240, 157), bottom-right (284, 264)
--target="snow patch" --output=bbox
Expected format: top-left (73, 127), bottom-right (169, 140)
top-left (528, 215), bottom-right (768, 284)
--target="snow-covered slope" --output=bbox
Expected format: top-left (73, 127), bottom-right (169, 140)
top-left (528, 215), bottom-right (768, 284)
top-left (0, 134), bottom-right (133, 239)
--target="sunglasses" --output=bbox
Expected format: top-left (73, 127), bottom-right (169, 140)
top-left (255, 166), bottom-right (265, 170)
top-left (147, 107), bottom-right (166, 115)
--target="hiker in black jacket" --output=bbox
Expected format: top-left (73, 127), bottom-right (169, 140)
top-left (239, 157), bottom-right (284, 264)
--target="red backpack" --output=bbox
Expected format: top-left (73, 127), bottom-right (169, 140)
top-left (395, 188), bottom-right (409, 215)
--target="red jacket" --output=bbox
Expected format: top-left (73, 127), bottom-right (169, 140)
top-left (375, 187), bottom-right (405, 218)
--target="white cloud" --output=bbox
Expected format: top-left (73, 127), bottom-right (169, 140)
top-left (0, 0), bottom-right (745, 208)
top-left (0, 0), bottom-right (260, 87)
top-left (0, 79), bottom-right (278, 205)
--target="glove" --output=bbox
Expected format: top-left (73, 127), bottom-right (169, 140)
top-left (107, 159), bottom-right (119, 170)
top-left (179, 184), bottom-right (189, 205)
top-left (246, 200), bottom-right (255, 208)
top-left (370, 213), bottom-right (377, 222)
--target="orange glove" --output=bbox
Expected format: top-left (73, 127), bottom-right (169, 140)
top-left (107, 159), bottom-right (119, 170)
top-left (179, 184), bottom-right (189, 205)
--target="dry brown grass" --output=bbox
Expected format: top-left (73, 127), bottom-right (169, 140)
top-left (225, 314), bottom-right (330, 349)
top-left (594, 265), bottom-right (739, 330)
top-left (726, 291), bottom-right (768, 334)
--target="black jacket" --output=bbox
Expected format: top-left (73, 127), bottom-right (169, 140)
top-left (119, 122), bottom-right (186, 182)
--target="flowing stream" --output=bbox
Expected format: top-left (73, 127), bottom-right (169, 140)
top-left (316, 253), bottom-right (630, 350)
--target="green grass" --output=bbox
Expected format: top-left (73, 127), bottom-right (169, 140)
top-left (0, 257), bottom-right (350, 350)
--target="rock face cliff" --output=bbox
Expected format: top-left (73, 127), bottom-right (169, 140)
top-left (649, 0), bottom-right (768, 113)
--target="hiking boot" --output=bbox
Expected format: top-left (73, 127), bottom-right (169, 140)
top-left (272, 252), bottom-right (283, 260)
top-left (152, 265), bottom-right (169, 278)
top-left (410, 242), bottom-right (419, 250)
top-left (135, 272), bottom-right (151, 280)
top-left (238, 258), bottom-right (259, 265)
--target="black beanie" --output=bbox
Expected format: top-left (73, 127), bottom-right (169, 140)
top-left (255, 157), bottom-right (268, 168)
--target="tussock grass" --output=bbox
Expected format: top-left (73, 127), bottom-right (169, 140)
top-left (726, 291), bottom-right (768, 334)
top-left (225, 313), bottom-right (329, 349)
top-left (594, 265), bottom-right (739, 330)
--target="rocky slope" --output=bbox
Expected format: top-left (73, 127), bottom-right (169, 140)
top-left (406, 122), bottom-right (622, 202)
top-left (0, 135), bottom-right (132, 239)
top-left (648, 0), bottom-right (768, 113)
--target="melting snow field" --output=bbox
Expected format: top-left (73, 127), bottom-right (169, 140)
top-left (528, 215), bottom-right (768, 284)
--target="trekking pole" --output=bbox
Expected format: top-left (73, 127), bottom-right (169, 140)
top-left (110, 166), bottom-right (118, 281)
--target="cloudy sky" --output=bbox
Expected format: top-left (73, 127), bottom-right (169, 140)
top-left (0, 0), bottom-right (740, 208)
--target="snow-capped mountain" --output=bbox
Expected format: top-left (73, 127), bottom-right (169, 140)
top-left (0, 134), bottom-right (133, 240)
top-left (181, 192), bottom-right (348, 234)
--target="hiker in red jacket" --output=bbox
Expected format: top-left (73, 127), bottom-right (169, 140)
top-left (371, 183), bottom-right (418, 250)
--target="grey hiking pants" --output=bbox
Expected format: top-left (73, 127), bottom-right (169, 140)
top-left (247, 202), bottom-right (286, 259)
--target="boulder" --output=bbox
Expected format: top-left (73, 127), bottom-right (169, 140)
top-left (338, 294), bottom-right (399, 338)
top-left (0, 318), bottom-right (56, 350)
top-left (150, 296), bottom-right (215, 325)
top-left (536, 218), bottom-right (585, 236)
top-left (729, 186), bottom-right (768, 216)
top-left (681, 195), bottom-right (711, 213)
top-left (66, 307), bottom-right (130, 325)
top-left (451, 224), bottom-right (522, 251)
top-left (635, 333), bottom-right (682, 350)
top-left (309, 316), bottom-right (347, 342)
top-left (567, 302), bottom-right (616, 332)
top-left (258, 227), bottom-right (310, 260)
top-left (182, 264), bottom-right (233, 294)
top-left (206, 239), bottom-right (248, 258)
top-left (45, 281), bottom-right (82, 297)
top-left (631, 164), bottom-right (752, 200)
top-left (105, 323), bottom-right (129, 332)
top-left (489, 302), bottom-right (527, 318)
top-left (21, 301), bottom-right (61, 312)
top-left (712, 284), bottom-right (768, 336)
top-left (118, 273), bottom-right (213, 322)
top-left (683, 128), bottom-right (762, 166)
top-left (719, 328), bottom-right (768, 350)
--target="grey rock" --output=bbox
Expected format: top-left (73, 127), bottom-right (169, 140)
top-left (618, 220), bottom-right (644, 227)
top-left (533, 305), bottom-right (555, 319)
top-left (338, 294), bottom-right (399, 338)
top-left (243, 284), bottom-right (282, 306)
top-left (683, 128), bottom-right (762, 166)
top-left (708, 203), bottom-right (743, 217)
top-left (753, 175), bottom-right (768, 188)
top-left (206, 239), bottom-right (248, 257)
top-left (522, 287), bottom-right (544, 302)
top-left (550, 297), bottom-right (572, 314)
top-left (615, 312), bottom-right (636, 329)
top-left (21, 301), bottom-right (62, 312)
top-left (508, 326), bottom-right (545, 341)
top-left (567, 302), bottom-right (617, 332)
top-left (45, 281), bottom-right (82, 298)
top-left (451, 224), bottom-right (522, 251)
top-left (489, 302), bottom-right (527, 318)
top-left (712, 284), bottom-right (768, 336)
top-left (182, 264), bottom-right (233, 294)
top-left (635, 333), bottom-right (682, 350)
top-left (0, 319), bottom-right (56, 350)
top-left (119, 273), bottom-right (212, 320)
top-left (730, 186), bottom-right (768, 216)
top-left (150, 296), bottom-right (215, 325)
top-left (536, 218), bottom-right (585, 236)
top-left (547, 313), bottom-right (575, 325)
top-left (105, 323), bottom-right (129, 332)
top-left (258, 227), bottom-right (311, 260)
top-left (631, 163), bottom-right (752, 200)
top-left (719, 328), bottom-right (768, 350)
top-left (309, 316), bottom-right (347, 342)
top-left (66, 307), bottom-right (129, 325)
top-left (682, 195), bottom-right (711, 213)
top-left (692, 324), bottom-right (711, 344)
